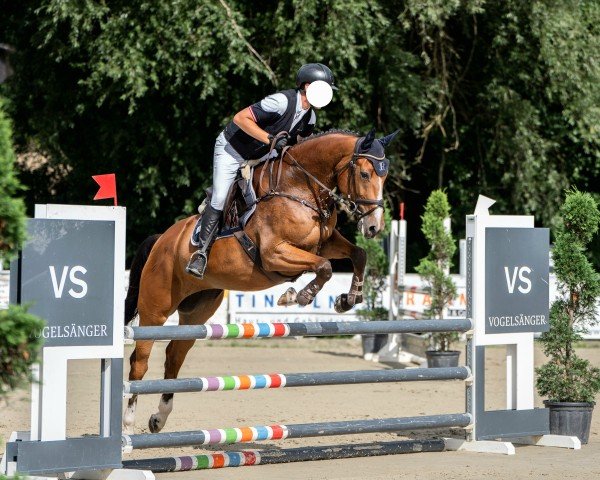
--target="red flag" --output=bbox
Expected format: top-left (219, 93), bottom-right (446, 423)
top-left (92, 173), bottom-right (118, 206)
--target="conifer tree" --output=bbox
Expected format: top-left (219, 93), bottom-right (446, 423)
top-left (536, 190), bottom-right (600, 402)
top-left (415, 190), bottom-right (457, 351)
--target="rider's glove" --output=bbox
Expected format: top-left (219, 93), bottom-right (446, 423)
top-left (268, 133), bottom-right (290, 154)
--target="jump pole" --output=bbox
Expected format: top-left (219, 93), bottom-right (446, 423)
top-left (124, 366), bottom-right (471, 395)
top-left (124, 318), bottom-right (472, 342)
top-left (123, 414), bottom-right (472, 451)
top-left (122, 439), bottom-right (446, 472)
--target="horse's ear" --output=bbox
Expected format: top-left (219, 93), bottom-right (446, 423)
top-left (360, 128), bottom-right (377, 152)
top-left (378, 129), bottom-right (400, 148)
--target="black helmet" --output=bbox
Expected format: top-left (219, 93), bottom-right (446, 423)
top-left (296, 63), bottom-right (338, 90)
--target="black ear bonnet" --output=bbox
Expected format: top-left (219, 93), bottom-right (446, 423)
top-left (354, 128), bottom-right (399, 177)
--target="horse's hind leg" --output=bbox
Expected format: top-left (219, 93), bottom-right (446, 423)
top-left (147, 338), bottom-right (194, 434)
top-left (124, 290), bottom-right (174, 434)
top-left (123, 339), bottom-right (156, 434)
top-left (123, 310), bottom-right (168, 434)
top-left (148, 289), bottom-right (224, 433)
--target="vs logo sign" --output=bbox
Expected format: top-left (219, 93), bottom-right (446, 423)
top-left (485, 227), bottom-right (549, 334)
top-left (504, 266), bottom-right (532, 294)
top-left (49, 266), bottom-right (88, 299)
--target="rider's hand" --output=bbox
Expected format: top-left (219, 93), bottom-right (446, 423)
top-left (268, 133), bottom-right (290, 154)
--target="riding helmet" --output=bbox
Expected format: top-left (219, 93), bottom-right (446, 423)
top-left (296, 63), bottom-right (338, 90)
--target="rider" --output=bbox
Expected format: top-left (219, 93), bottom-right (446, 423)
top-left (186, 63), bottom-right (338, 278)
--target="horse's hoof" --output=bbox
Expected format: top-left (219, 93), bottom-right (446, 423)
top-left (334, 294), bottom-right (353, 313)
top-left (334, 294), bottom-right (346, 313)
top-left (148, 414), bottom-right (164, 433)
top-left (277, 287), bottom-right (298, 306)
top-left (122, 424), bottom-right (135, 436)
top-left (296, 291), bottom-right (313, 307)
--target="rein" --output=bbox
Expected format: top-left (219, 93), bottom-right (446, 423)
top-left (256, 134), bottom-right (385, 222)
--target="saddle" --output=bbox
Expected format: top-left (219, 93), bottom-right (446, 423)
top-left (190, 171), bottom-right (257, 247)
top-left (190, 163), bottom-right (300, 283)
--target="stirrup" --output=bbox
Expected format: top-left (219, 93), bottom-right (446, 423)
top-left (186, 250), bottom-right (208, 279)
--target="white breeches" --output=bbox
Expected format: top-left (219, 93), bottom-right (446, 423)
top-left (211, 132), bottom-right (246, 210)
top-left (210, 131), bottom-right (273, 210)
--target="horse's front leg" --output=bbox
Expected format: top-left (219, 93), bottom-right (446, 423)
top-left (264, 242), bottom-right (332, 307)
top-left (319, 229), bottom-right (367, 313)
top-left (147, 289), bottom-right (224, 433)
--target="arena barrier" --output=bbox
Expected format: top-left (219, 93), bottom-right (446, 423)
top-left (2, 198), bottom-right (581, 480)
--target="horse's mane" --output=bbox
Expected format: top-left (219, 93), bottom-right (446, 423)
top-left (297, 129), bottom-right (360, 145)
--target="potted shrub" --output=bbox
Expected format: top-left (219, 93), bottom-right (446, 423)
top-left (536, 190), bottom-right (600, 444)
top-left (415, 190), bottom-right (459, 368)
top-left (355, 209), bottom-right (391, 358)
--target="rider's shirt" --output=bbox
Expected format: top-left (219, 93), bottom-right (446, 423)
top-left (252, 91), bottom-right (317, 132)
top-left (224, 89), bottom-right (316, 160)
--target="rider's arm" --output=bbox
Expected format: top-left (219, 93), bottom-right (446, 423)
top-left (232, 108), bottom-right (271, 145)
top-left (232, 93), bottom-right (288, 145)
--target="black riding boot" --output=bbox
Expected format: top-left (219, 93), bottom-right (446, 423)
top-left (186, 204), bottom-right (222, 278)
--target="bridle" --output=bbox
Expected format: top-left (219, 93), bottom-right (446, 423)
top-left (333, 145), bottom-right (386, 220)
top-left (256, 134), bottom-right (385, 223)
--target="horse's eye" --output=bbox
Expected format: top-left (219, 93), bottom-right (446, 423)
top-left (360, 171), bottom-right (370, 181)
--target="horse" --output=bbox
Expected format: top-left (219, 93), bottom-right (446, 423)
top-left (122, 128), bottom-right (398, 434)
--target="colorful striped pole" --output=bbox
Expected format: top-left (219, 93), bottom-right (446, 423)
top-left (122, 439), bottom-right (446, 472)
top-left (124, 366), bottom-right (471, 395)
top-left (122, 413), bottom-right (471, 450)
top-left (125, 319), bottom-right (473, 341)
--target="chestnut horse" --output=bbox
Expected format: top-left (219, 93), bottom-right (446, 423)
top-left (123, 129), bottom-right (398, 434)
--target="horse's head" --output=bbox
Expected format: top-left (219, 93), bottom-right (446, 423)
top-left (337, 129), bottom-right (399, 238)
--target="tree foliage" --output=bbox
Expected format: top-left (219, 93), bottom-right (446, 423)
top-left (1, 1), bottom-right (599, 262)
top-left (0, 97), bottom-right (26, 257)
top-left (0, 95), bottom-right (45, 397)
top-left (0, 305), bottom-right (45, 397)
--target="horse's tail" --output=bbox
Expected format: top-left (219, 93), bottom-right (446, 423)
top-left (124, 234), bottom-right (161, 325)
